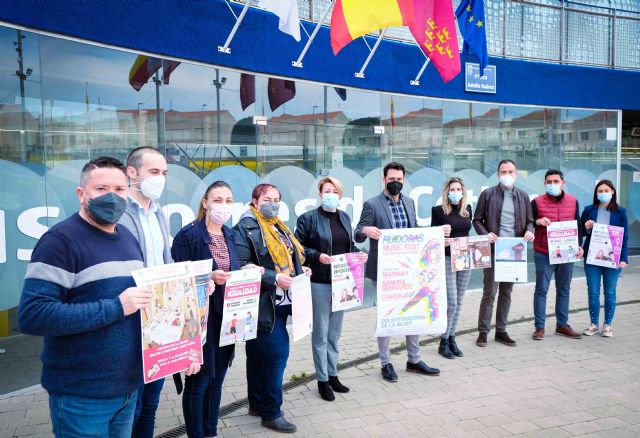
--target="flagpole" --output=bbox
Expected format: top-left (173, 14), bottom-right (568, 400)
top-left (410, 57), bottom-right (431, 86)
top-left (355, 28), bottom-right (387, 78)
top-left (292, 0), bottom-right (333, 68)
top-left (153, 72), bottom-right (165, 150)
top-left (218, 0), bottom-right (253, 54)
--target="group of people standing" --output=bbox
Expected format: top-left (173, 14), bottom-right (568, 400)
top-left (18, 150), bottom-right (629, 438)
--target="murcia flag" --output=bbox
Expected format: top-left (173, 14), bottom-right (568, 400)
top-left (409, 0), bottom-right (461, 82)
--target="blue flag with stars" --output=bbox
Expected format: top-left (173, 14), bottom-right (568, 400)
top-left (455, 0), bottom-right (488, 76)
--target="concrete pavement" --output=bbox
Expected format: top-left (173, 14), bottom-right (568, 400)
top-left (2, 261), bottom-right (639, 437)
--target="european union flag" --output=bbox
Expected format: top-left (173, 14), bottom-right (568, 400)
top-left (455, 0), bottom-right (489, 76)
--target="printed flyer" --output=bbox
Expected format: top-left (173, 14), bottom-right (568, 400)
top-left (291, 273), bottom-right (313, 342)
top-left (331, 253), bottom-right (365, 312)
top-left (494, 237), bottom-right (528, 283)
top-left (219, 268), bottom-right (261, 347)
top-left (586, 223), bottom-right (624, 269)
top-left (449, 235), bottom-right (492, 272)
top-left (191, 259), bottom-right (213, 347)
top-left (375, 227), bottom-right (447, 337)
top-left (547, 220), bottom-right (580, 265)
top-left (132, 262), bottom-right (203, 384)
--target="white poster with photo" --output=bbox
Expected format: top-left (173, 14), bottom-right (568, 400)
top-left (375, 227), bottom-right (447, 337)
top-left (494, 237), bottom-right (528, 283)
top-left (331, 253), bottom-right (365, 312)
top-left (219, 268), bottom-right (261, 347)
top-left (291, 273), bottom-right (313, 342)
top-left (547, 220), bottom-right (580, 265)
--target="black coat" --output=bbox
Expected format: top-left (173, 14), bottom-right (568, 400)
top-left (233, 212), bottom-right (304, 332)
top-left (295, 207), bottom-right (359, 284)
top-left (171, 218), bottom-right (239, 378)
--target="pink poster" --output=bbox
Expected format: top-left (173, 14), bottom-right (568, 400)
top-left (133, 262), bottom-right (203, 383)
top-left (586, 224), bottom-right (624, 269)
top-left (331, 253), bottom-right (365, 312)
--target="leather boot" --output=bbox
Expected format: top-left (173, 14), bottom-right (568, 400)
top-left (438, 337), bottom-right (454, 359)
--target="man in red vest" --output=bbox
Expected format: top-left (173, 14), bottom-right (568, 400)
top-left (531, 169), bottom-right (584, 340)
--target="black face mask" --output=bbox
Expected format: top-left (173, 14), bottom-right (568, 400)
top-left (386, 181), bottom-right (403, 196)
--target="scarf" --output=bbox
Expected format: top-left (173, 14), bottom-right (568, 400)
top-left (250, 205), bottom-right (305, 275)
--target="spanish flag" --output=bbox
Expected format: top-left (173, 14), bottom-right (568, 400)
top-left (330, 0), bottom-right (415, 55)
top-left (128, 55), bottom-right (162, 91)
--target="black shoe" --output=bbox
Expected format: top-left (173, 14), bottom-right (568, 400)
top-left (495, 331), bottom-right (517, 347)
top-left (406, 360), bottom-right (440, 376)
top-left (328, 375), bottom-right (350, 393)
top-left (448, 336), bottom-right (463, 357)
top-left (438, 337), bottom-right (455, 359)
top-left (261, 416), bottom-right (297, 433)
top-left (381, 363), bottom-right (398, 382)
top-left (248, 407), bottom-right (261, 417)
top-left (318, 380), bottom-right (335, 401)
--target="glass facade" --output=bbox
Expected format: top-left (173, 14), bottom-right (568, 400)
top-left (0, 15), bottom-right (638, 394)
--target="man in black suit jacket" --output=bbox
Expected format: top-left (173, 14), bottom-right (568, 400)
top-left (355, 162), bottom-right (440, 383)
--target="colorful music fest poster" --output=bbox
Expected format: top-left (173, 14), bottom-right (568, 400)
top-left (132, 262), bottom-right (203, 383)
top-left (331, 253), bottom-right (365, 312)
top-left (375, 228), bottom-right (447, 337)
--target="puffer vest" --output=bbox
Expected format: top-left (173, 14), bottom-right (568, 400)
top-left (533, 193), bottom-right (577, 254)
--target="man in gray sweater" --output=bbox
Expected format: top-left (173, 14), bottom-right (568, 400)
top-left (472, 159), bottom-right (535, 348)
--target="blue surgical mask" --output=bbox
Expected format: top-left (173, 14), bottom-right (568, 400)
top-left (321, 193), bottom-right (340, 210)
top-left (87, 192), bottom-right (127, 225)
top-left (597, 193), bottom-right (612, 204)
top-left (448, 191), bottom-right (463, 205)
top-left (545, 184), bottom-right (562, 197)
top-left (259, 202), bottom-right (280, 219)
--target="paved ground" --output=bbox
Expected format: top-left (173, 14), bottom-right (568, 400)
top-left (1, 260), bottom-right (639, 437)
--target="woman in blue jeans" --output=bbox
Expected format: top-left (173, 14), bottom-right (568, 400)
top-left (172, 181), bottom-right (239, 438)
top-left (234, 183), bottom-right (311, 434)
top-left (580, 179), bottom-right (629, 338)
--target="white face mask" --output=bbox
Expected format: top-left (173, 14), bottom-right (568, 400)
top-left (209, 203), bottom-right (233, 224)
top-left (499, 174), bottom-right (515, 188)
top-left (139, 175), bottom-right (166, 200)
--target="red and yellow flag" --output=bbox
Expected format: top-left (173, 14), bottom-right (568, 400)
top-left (409, 0), bottom-right (461, 82)
top-left (128, 55), bottom-right (162, 91)
top-left (330, 0), bottom-right (415, 55)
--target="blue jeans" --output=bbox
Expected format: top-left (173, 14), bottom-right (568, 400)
top-left (533, 252), bottom-right (574, 329)
top-left (182, 344), bottom-right (234, 438)
top-left (132, 378), bottom-right (164, 438)
top-left (49, 390), bottom-right (137, 437)
top-left (584, 262), bottom-right (621, 326)
top-left (245, 313), bottom-right (289, 422)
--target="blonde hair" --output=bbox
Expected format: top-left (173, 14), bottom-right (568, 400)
top-left (441, 177), bottom-right (469, 217)
top-left (318, 176), bottom-right (343, 198)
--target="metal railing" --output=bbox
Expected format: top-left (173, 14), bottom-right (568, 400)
top-left (239, 0), bottom-right (640, 70)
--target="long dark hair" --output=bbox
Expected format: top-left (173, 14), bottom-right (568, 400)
top-left (196, 181), bottom-right (233, 221)
top-left (593, 179), bottom-right (619, 212)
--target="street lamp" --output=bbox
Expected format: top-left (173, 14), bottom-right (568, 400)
top-left (201, 104), bottom-right (208, 142)
top-left (211, 69), bottom-right (227, 145)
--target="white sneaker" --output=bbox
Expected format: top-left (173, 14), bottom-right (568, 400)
top-left (583, 324), bottom-right (599, 336)
top-left (601, 324), bottom-right (613, 337)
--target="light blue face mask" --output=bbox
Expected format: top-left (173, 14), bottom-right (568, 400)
top-left (545, 184), bottom-right (562, 197)
top-left (597, 192), bottom-right (613, 204)
top-left (448, 191), bottom-right (463, 205)
top-left (321, 193), bottom-right (340, 210)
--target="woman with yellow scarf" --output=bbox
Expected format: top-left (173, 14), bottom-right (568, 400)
top-left (233, 183), bottom-right (311, 434)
